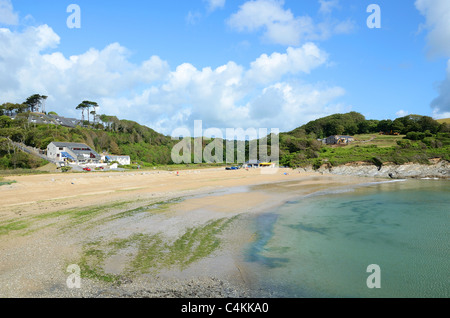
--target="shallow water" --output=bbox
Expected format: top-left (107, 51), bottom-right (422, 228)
top-left (245, 180), bottom-right (450, 298)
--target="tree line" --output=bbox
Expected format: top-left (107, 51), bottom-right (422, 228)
top-left (295, 111), bottom-right (449, 138)
top-left (0, 94), bottom-right (48, 116)
top-left (1, 93), bottom-right (449, 171)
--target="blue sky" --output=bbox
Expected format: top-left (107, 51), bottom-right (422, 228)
top-left (1, 0), bottom-right (450, 135)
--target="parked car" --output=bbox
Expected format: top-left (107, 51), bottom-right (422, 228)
top-left (83, 167), bottom-right (91, 171)
top-left (226, 166), bottom-right (240, 170)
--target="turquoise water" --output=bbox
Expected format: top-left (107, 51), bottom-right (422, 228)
top-left (246, 180), bottom-right (450, 298)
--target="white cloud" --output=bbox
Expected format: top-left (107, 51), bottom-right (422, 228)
top-left (0, 23), bottom-right (347, 135)
top-left (246, 43), bottom-right (329, 84)
top-left (395, 110), bottom-right (410, 118)
top-left (319, 0), bottom-right (340, 15)
top-left (415, 0), bottom-right (450, 57)
top-left (0, 0), bottom-right (18, 25)
top-left (0, 25), bottom-right (169, 117)
top-left (430, 60), bottom-right (450, 117)
top-left (227, 0), bottom-right (309, 46)
top-left (204, 0), bottom-right (226, 12)
top-left (227, 0), bottom-right (354, 46)
top-left (415, 0), bottom-right (450, 118)
top-left (114, 45), bottom-right (342, 134)
top-left (247, 82), bottom-right (347, 129)
top-left (186, 11), bottom-right (202, 25)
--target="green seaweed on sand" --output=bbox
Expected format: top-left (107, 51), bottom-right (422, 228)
top-left (0, 220), bottom-right (31, 236)
top-left (100, 197), bottom-right (184, 222)
top-left (74, 216), bottom-right (237, 283)
top-left (0, 179), bottom-right (16, 186)
top-left (165, 217), bottom-right (236, 269)
top-left (0, 198), bottom-right (182, 238)
top-left (77, 241), bottom-right (122, 284)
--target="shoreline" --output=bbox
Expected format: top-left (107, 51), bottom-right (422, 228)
top-left (306, 159), bottom-right (449, 180)
top-left (0, 168), bottom-right (391, 298)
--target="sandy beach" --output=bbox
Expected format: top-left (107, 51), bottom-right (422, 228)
top-left (0, 168), bottom-right (378, 298)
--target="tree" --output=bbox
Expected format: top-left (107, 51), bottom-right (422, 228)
top-left (357, 121), bottom-right (370, 134)
top-left (418, 116), bottom-right (440, 134)
top-left (391, 119), bottom-right (405, 133)
top-left (25, 94), bottom-right (46, 113)
top-left (377, 120), bottom-right (393, 133)
top-left (109, 140), bottom-right (121, 155)
top-left (15, 103), bottom-right (29, 114)
top-left (91, 102), bottom-right (98, 121)
top-left (0, 115), bottom-right (12, 128)
top-left (85, 101), bottom-right (98, 124)
top-left (90, 101), bottom-right (100, 125)
top-left (302, 112), bottom-right (367, 138)
top-left (77, 101), bottom-right (98, 124)
top-left (0, 103), bottom-right (25, 116)
top-left (40, 95), bottom-right (48, 113)
top-left (76, 102), bottom-right (88, 122)
top-left (2, 103), bottom-right (16, 116)
top-left (90, 111), bottom-right (97, 124)
top-left (439, 123), bottom-right (450, 133)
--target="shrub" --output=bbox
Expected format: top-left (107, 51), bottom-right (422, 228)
top-left (405, 131), bottom-right (426, 141)
top-left (370, 157), bottom-right (383, 170)
top-left (61, 166), bottom-right (72, 173)
top-left (397, 140), bottom-right (411, 149)
top-left (312, 159), bottom-right (323, 170)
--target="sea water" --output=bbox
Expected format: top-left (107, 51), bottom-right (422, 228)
top-left (245, 180), bottom-right (449, 298)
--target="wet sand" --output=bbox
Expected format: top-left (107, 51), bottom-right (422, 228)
top-left (0, 168), bottom-right (378, 298)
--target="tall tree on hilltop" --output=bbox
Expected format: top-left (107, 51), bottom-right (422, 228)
top-left (24, 94), bottom-right (47, 113)
top-left (82, 101), bottom-right (98, 124)
top-left (89, 102), bottom-right (99, 124)
top-left (76, 102), bottom-right (88, 122)
top-left (76, 101), bottom-right (98, 124)
top-left (40, 95), bottom-right (48, 113)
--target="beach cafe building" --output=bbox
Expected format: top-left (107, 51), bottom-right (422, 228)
top-left (47, 142), bottom-right (101, 165)
top-left (243, 160), bottom-right (277, 168)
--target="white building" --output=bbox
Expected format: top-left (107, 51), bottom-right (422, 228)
top-left (105, 155), bottom-right (131, 166)
top-left (47, 142), bottom-right (101, 164)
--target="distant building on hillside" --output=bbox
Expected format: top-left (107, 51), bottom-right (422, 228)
top-left (47, 114), bottom-right (81, 128)
top-left (28, 113), bottom-right (81, 128)
top-left (47, 142), bottom-right (101, 164)
top-left (325, 135), bottom-right (354, 145)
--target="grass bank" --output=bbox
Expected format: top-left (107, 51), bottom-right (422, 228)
top-left (0, 169), bottom-right (50, 177)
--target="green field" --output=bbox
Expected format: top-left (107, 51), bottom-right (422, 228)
top-left (437, 118), bottom-right (450, 124)
top-left (349, 134), bottom-right (405, 148)
top-left (316, 132), bottom-right (450, 167)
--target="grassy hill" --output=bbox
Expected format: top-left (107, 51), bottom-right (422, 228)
top-left (437, 118), bottom-right (450, 124)
top-left (1, 109), bottom-right (449, 171)
top-left (279, 113), bottom-right (450, 168)
top-left (347, 134), bottom-right (405, 148)
top-left (0, 113), bottom-right (176, 170)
